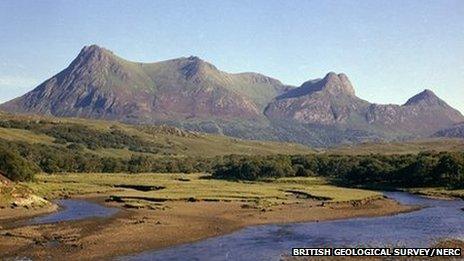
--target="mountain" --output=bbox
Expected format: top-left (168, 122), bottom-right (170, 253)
top-left (1, 45), bottom-right (288, 121)
top-left (265, 74), bottom-right (463, 136)
top-left (1, 45), bottom-right (463, 147)
top-left (433, 123), bottom-right (464, 138)
top-left (365, 90), bottom-right (464, 135)
top-left (265, 72), bottom-right (369, 126)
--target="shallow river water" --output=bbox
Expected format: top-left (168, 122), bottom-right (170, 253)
top-left (29, 199), bottom-right (118, 225)
top-left (120, 192), bottom-right (464, 261)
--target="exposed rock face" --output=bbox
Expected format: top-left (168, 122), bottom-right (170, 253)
top-left (364, 90), bottom-right (464, 135)
top-left (433, 123), bottom-right (464, 138)
top-left (265, 74), bottom-right (463, 136)
top-left (1, 45), bottom-right (156, 119)
top-left (405, 89), bottom-right (447, 106)
top-left (1, 45), bottom-right (288, 121)
top-left (1, 45), bottom-right (463, 146)
top-left (265, 73), bottom-right (369, 125)
top-left (366, 90), bottom-right (463, 136)
top-left (139, 55), bottom-right (264, 119)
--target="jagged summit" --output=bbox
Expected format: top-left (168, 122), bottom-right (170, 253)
top-left (75, 44), bottom-right (116, 61)
top-left (65, 44), bottom-right (125, 76)
top-left (178, 56), bottom-right (219, 78)
top-left (1, 45), bottom-right (463, 147)
top-left (80, 44), bottom-right (111, 54)
top-left (404, 89), bottom-right (444, 106)
top-left (320, 72), bottom-right (355, 96)
top-left (277, 72), bottom-right (355, 100)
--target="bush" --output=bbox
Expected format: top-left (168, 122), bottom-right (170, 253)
top-left (435, 153), bottom-right (464, 189)
top-left (293, 164), bottom-right (314, 177)
top-left (212, 152), bottom-right (464, 188)
top-left (0, 147), bottom-right (36, 181)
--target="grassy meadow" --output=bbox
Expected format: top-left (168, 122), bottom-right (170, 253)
top-left (1, 111), bottom-right (463, 209)
top-left (0, 112), bottom-right (312, 159)
top-left (23, 173), bottom-right (382, 209)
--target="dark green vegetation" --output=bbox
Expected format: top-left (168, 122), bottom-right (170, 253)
top-left (0, 136), bottom-right (216, 177)
top-left (0, 119), bottom-right (163, 153)
top-left (0, 113), bottom-right (310, 181)
top-left (1, 112), bottom-right (462, 190)
top-left (1, 45), bottom-right (463, 147)
top-left (326, 138), bottom-right (464, 155)
top-left (0, 146), bottom-right (36, 181)
top-left (213, 152), bottom-right (464, 189)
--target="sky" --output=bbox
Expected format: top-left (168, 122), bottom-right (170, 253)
top-left (0, 0), bottom-right (463, 113)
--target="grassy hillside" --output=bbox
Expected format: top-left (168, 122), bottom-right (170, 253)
top-left (0, 111), bottom-right (312, 159)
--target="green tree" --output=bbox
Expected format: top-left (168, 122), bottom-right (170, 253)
top-left (0, 147), bottom-right (36, 181)
top-left (435, 153), bottom-right (464, 188)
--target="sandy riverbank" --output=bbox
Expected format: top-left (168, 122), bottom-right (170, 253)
top-left (0, 196), bottom-right (415, 260)
top-left (0, 203), bottom-right (59, 225)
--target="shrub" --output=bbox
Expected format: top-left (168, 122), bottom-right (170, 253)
top-left (0, 147), bottom-right (36, 181)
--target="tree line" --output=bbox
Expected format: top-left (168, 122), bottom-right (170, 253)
top-left (0, 138), bottom-right (214, 181)
top-left (0, 119), bottom-right (169, 153)
top-left (0, 132), bottom-right (462, 189)
top-left (212, 153), bottom-right (464, 189)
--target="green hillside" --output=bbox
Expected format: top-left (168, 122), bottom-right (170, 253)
top-left (0, 111), bottom-right (311, 158)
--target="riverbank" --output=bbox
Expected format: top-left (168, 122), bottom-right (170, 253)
top-left (0, 203), bottom-right (58, 225)
top-left (0, 194), bottom-right (415, 260)
top-left (407, 188), bottom-right (464, 200)
top-left (0, 174), bottom-right (58, 224)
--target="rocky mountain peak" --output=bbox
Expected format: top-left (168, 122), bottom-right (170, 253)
top-left (187, 55), bottom-right (201, 61)
top-left (180, 56), bottom-right (218, 79)
top-left (276, 72), bottom-right (355, 100)
top-left (69, 44), bottom-right (118, 71)
top-left (404, 89), bottom-right (444, 106)
top-left (78, 44), bottom-right (114, 59)
top-left (321, 72), bottom-right (356, 96)
top-left (2, 45), bottom-right (464, 147)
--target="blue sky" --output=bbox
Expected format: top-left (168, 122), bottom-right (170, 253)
top-left (1, 0), bottom-right (463, 112)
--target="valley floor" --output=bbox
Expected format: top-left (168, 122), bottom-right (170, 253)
top-left (0, 173), bottom-right (417, 260)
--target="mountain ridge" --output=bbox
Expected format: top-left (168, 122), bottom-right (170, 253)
top-left (1, 45), bottom-right (463, 147)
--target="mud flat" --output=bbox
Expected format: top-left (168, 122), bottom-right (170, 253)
top-left (0, 195), bottom-right (413, 260)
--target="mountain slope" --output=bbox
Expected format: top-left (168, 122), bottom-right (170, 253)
top-left (1, 45), bottom-right (463, 147)
top-left (1, 45), bottom-right (288, 121)
top-left (1, 46), bottom-right (156, 119)
top-left (265, 73), bottom-right (464, 136)
top-left (0, 111), bottom-right (312, 158)
top-left (433, 123), bottom-right (464, 138)
top-left (366, 90), bottom-right (464, 135)
top-left (265, 73), bottom-right (370, 126)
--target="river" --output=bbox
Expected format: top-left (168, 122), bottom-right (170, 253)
top-left (120, 192), bottom-right (463, 260)
top-left (21, 192), bottom-right (463, 260)
top-left (28, 199), bottom-right (118, 225)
